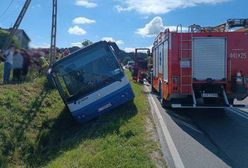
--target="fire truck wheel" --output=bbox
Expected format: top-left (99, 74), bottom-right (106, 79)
top-left (158, 81), bottom-right (163, 98)
top-left (161, 99), bottom-right (171, 109)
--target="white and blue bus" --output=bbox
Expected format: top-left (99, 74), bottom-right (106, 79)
top-left (50, 41), bottom-right (135, 123)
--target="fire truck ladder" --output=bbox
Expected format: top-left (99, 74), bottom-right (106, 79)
top-left (2, 0), bottom-right (32, 50)
top-left (177, 25), bottom-right (196, 106)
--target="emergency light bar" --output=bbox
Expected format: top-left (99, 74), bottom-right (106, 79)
top-left (227, 19), bottom-right (248, 28)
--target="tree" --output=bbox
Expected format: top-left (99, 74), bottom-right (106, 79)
top-left (81, 40), bottom-right (93, 47)
top-left (0, 30), bottom-right (19, 49)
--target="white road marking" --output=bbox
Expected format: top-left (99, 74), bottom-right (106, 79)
top-left (238, 108), bottom-right (248, 113)
top-left (230, 108), bottom-right (248, 120)
top-left (178, 120), bottom-right (204, 135)
top-left (147, 92), bottom-right (185, 168)
top-left (167, 112), bottom-right (203, 134)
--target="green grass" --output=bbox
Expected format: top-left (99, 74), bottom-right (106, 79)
top-left (0, 63), bottom-right (3, 83)
top-left (0, 68), bottom-right (163, 168)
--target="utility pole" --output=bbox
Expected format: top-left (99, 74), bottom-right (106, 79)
top-left (49, 0), bottom-right (57, 67)
top-left (2, 0), bottom-right (32, 50)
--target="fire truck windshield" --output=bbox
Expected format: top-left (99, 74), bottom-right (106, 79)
top-left (52, 45), bottom-right (123, 102)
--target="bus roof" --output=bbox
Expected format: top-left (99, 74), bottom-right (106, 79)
top-left (52, 41), bottom-right (109, 69)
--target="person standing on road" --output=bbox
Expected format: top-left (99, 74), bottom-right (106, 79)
top-left (12, 49), bottom-right (24, 83)
top-left (2, 46), bottom-right (15, 84)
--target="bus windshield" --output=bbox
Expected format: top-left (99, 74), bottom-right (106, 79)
top-left (53, 45), bottom-right (123, 102)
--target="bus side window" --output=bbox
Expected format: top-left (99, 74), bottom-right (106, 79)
top-left (105, 55), bottom-right (116, 68)
top-left (57, 74), bottom-right (70, 98)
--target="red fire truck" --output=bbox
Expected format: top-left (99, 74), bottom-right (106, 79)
top-left (152, 19), bottom-right (248, 108)
top-left (132, 48), bottom-right (151, 83)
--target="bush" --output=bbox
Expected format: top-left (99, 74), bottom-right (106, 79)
top-left (0, 29), bottom-right (19, 49)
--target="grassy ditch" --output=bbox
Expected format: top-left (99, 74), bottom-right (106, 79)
top-left (0, 68), bottom-right (163, 167)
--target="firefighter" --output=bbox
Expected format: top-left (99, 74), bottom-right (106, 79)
top-left (39, 56), bottom-right (49, 74)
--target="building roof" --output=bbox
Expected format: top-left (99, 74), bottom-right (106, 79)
top-left (15, 29), bottom-right (31, 41)
top-left (0, 28), bottom-right (31, 41)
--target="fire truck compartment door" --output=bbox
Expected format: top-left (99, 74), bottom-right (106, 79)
top-left (192, 37), bottom-right (226, 80)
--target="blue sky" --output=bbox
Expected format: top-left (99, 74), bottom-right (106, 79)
top-left (0, 0), bottom-right (247, 52)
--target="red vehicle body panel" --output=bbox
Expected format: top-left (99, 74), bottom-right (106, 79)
top-left (152, 29), bottom-right (248, 101)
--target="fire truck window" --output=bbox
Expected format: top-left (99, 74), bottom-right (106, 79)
top-left (159, 52), bottom-right (162, 66)
top-left (159, 43), bottom-right (164, 74)
top-left (153, 48), bottom-right (156, 76)
top-left (156, 47), bottom-right (159, 76)
top-left (163, 40), bottom-right (169, 81)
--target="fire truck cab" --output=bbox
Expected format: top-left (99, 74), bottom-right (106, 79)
top-left (152, 19), bottom-right (248, 108)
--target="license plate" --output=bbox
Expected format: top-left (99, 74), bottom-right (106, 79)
top-left (202, 93), bottom-right (218, 98)
top-left (171, 104), bottom-right (182, 108)
top-left (98, 103), bottom-right (112, 112)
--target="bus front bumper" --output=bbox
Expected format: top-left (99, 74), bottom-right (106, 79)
top-left (71, 84), bottom-right (135, 123)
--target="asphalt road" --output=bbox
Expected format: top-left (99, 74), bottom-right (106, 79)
top-left (147, 87), bottom-right (248, 168)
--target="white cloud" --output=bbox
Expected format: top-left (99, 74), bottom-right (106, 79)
top-left (71, 42), bottom-right (83, 47)
top-left (73, 17), bottom-right (96, 24)
top-left (136, 16), bottom-right (188, 37)
top-left (30, 43), bottom-right (50, 48)
top-left (124, 47), bottom-right (135, 53)
top-left (115, 5), bottom-right (132, 12)
top-left (31, 4), bottom-right (41, 9)
top-left (75, 0), bottom-right (97, 8)
top-left (141, 16), bottom-right (149, 20)
top-left (101, 37), bottom-right (124, 45)
top-left (68, 26), bottom-right (87, 36)
top-left (116, 0), bottom-right (228, 14)
top-left (117, 40), bottom-right (124, 45)
top-left (147, 45), bottom-right (153, 51)
top-left (136, 16), bottom-right (165, 37)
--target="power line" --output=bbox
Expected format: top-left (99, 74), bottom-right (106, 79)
top-left (2, 0), bottom-right (32, 50)
top-left (0, 0), bottom-right (15, 21)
